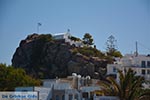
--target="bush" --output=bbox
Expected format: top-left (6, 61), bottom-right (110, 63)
top-left (38, 34), bottom-right (53, 42)
top-left (72, 47), bottom-right (105, 58)
top-left (0, 64), bottom-right (41, 91)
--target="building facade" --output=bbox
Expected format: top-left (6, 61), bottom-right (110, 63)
top-left (15, 73), bottom-right (101, 100)
top-left (52, 32), bottom-right (84, 47)
top-left (107, 54), bottom-right (150, 87)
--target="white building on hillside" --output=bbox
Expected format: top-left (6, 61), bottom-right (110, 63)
top-left (53, 33), bottom-right (71, 42)
top-left (53, 32), bottom-right (84, 47)
top-left (107, 54), bottom-right (150, 82)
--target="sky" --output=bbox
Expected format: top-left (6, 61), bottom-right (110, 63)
top-left (0, 0), bottom-right (150, 65)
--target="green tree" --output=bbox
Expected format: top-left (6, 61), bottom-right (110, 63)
top-left (97, 68), bottom-right (149, 100)
top-left (106, 35), bottom-right (117, 52)
top-left (82, 33), bottom-right (94, 46)
top-left (0, 64), bottom-right (41, 91)
top-left (136, 88), bottom-right (150, 100)
top-left (106, 35), bottom-right (122, 57)
top-left (107, 51), bottom-right (122, 58)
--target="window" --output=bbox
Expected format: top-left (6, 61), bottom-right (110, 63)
top-left (56, 95), bottom-right (59, 100)
top-left (75, 94), bottom-right (78, 100)
top-left (69, 94), bottom-right (73, 100)
top-left (147, 70), bottom-right (150, 74)
top-left (142, 70), bottom-right (145, 75)
top-left (113, 67), bottom-right (117, 72)
top-left (147, 61), bottom-right (150, 67)
top-left (141, 61), bottom-right (146, 68)
top-left (62, 95), bottom-right (65, 100)
top-left (82, 92), bottom-right (88, 98)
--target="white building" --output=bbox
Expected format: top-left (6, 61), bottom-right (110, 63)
top-left (107, 54), bottom-right (150, 84)
top-left (53, 33), bottom-right (71, 42)
top-left (52, 32), bottom-right (84, 47)
top-left (15, 74), bottom-right (101, 100)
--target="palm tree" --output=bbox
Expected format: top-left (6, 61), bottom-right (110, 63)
top-left (97, 68), bottom-right (149, 100)
top-left (137, 88), bottom-right (150, 100)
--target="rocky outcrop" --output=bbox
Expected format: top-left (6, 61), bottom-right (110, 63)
top-left (12, 33), bottom-right (107, 79)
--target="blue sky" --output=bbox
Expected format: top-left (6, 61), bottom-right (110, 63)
top-left (0, 0), bottom-right (150, 65)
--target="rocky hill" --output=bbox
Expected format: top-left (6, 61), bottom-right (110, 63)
top-left (12, 33), bottom-right (108, 79)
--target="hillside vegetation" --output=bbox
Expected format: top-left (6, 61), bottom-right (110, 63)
top-left (0, 63), bottom-right (41, 91)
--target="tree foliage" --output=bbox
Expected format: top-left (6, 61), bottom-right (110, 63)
top-left (107, 50), bottom-right (122, 58)
top-left (137, 89), bottom-right (150, 100)
top-left (106, 35), bottom-right (117, 52)
top-left (72, 46), bottom-right (105, 58)
top-left (97, 68), bottom-right (149, 100)
top-left (82, 33), bottom-right (94, 46)
top-left (0, 64), bottom-right (41, 91)
top-left (106, 35), bottom-right (122, 57)
top-left (38, 34), bottom-right (53, 42)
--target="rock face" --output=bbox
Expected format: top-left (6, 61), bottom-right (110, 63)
top-left (12, 33), bottom-right (107, 79)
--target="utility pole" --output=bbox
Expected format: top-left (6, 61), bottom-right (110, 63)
top-left (135, 41), bottom-right (138, 57)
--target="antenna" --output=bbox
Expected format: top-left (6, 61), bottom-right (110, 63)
top-left (135, 41), bottom-right (138, 56)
